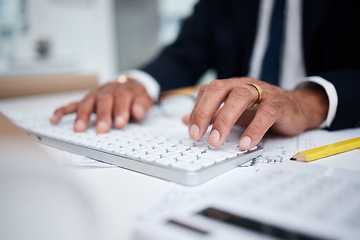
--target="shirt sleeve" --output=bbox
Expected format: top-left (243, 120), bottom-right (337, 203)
top-left (296, 76), bottom-right (338, 128)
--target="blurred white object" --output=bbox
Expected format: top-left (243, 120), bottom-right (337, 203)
top-left (0, 112), bottom-right (104, 240)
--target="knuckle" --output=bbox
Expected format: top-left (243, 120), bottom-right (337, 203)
top-left (193, 109), bottom-right (212, 121)
top-left (199, 84), bottom-right (208, 92)
top-left (198, 84), bottom-right (208, 96)
top-left (248, 124), bottom-right (264, 137)
top-left (83, 94), bottom-right (94, 102)
top-left (214, 114), bottom-right (229, 127)
top-left (75, 113), bottom-right (87, 121)
top-left (96, 91), bottom-right (112, 101)
top-left (230, 86), bottom-right (253, 100)
top-left (99, 82), bottom-right (114, 92)
top-left (208, 79), bottom-right (225, 90)
top-left (76, 99), bottom-right (86, 109)
top-left (115, 88), bottom-right (131, 98)
top-left (54, 108), bottom-right (64, 115)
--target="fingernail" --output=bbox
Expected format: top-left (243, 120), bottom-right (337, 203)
top-left (115, 116), bottom-right (125, 127)
top-left (74, 120), bottom-right (86, 132)
top-left (189, 124), bottom-right (200, 140)
top-left (239, 136), bottom-right (252, 150)
top-left (133, 104), bottom-right (145, 119)
top-left (96, 121), bottom-right (108, 133)
top-left (208, 129), bottom-right (220, 146)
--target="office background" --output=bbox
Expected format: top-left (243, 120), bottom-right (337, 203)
top-left (0, 0), bottom-right (199, 85)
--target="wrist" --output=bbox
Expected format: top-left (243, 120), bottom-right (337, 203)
top-left (293, 84), bottom-right (329, 129)
top-left (296, 76), bottom-right (338, 128)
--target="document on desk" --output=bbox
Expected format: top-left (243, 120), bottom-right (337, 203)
top-left (136, 162), bottom-right (360, 240)
top-left (136, 128), bottom-right (360, 240)
top-left (258, 127), bottom-right (360, 164)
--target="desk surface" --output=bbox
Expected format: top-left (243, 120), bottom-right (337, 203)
top-left (0, 90), bottom-right (169, 240)
top-left (1, 90), bottom-right (359, 240)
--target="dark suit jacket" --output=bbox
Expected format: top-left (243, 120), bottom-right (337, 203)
top-left (141, 0), bottom-right (360, 130)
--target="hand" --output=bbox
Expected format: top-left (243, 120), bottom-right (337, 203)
top-left (182, 77), bottom-right (329, 150)
top-left (50, 80), bottom-right (154, 133)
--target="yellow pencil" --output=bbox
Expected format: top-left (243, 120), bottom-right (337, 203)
top-left (290, 136), bottom-right (360, 162)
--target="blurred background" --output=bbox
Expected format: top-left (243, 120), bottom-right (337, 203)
top-left (0, 0), bottom-right (201, 97)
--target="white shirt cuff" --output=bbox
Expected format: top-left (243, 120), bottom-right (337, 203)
top-left (296, 76), bottom-right (338, 128)
top-left (118, 69), bottom-right (161, 101)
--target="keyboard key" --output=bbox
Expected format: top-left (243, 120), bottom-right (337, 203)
top-left (198, 153), bottom-right (227, 162)
top-left (177, 155), bottom-right (198, 163)
top-left (171, 161), bottom-right (202, 171)
top-left (140, 154), bottom-right (161, 162)
top-left (162, 151), bottom-right (182, 158)
top-left (155, 158), bottom-right (176, 166)
top-left (196, 158), bottom-right (215, 167)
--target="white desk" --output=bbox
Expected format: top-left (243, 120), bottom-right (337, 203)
top-left (1, 91), bottom-right (359, 240)
top-left (0, 91), bottom-right (170, 240)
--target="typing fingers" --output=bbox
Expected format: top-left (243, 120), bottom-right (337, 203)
top-left (131, 96), bottom-right (153, 121)
top-left (188, 80), bottom-right (236, 141)
top-left (51, 80), bottom-right (155, 133)
top-left (113, 82), bottom-right (154, 128)
top-left (51, 102), bottom-right (80, 124)
top-left (238, 103), bottom-right (278, 150)
top-left (188, 77), bottom-right (287, 150)
top-left (131, 83), bottom-right (154, 120)
top-left (74, 92), bottom-right (98, 132)
top-left (113, 86), bottom-right (132, 128)
top-left (94, 83), bottom-right (117, 133)
top-left (208, 84), bottom-right (259, 147)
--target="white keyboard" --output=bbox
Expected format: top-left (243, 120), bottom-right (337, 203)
top-left (7, 112), bottom-right (262, 185)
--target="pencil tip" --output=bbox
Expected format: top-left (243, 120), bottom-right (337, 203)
top-left (290, 157), bottom-right (296, 161)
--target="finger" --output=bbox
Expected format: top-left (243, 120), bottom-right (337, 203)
top-left (131, 86), bottom-right (154, 120)
top-left (182, 114), bottom-right (191, 125)
top-left (95, 88), bottom-right (115, 133)
top-left (188, 80), bottom-right (233, 140)
top-left (182, 85), bottom-right (205, 128)
top-left (208, 85), bottom-right (258, 147)
top-left (50, 102), bottom-right (79, 124)
top-left (113, 87), bottom-right (133, 128)
top-left (235, 110), bottom-right (256, 127)
top-left (74, 94), bottom-right (97, 132)
top-left (183, 106), bottom-right (223, 127)
top-left (239, 103), bottom-right (279, 150)
top-left (189, 84), bottom-right (207, 118)
top-left (113, 82), bottom-right (154, 127)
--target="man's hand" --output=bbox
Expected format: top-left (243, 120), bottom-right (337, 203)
top-left (50, 81), bottom-right (154, 133)
top-left (182, 77), bottom-right (329, 150)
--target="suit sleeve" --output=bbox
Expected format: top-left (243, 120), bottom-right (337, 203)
top-left (140, 0), bottom-right (214, 91)
top-left (303, 0), bottom-right (360, 130)
top-left (318, 70), bottom-right (360, 130)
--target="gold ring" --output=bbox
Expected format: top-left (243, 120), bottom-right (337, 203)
top-left (117, 74), bottom-right (132, 84)
top-left (246, 83), bottom-right (263, 108)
